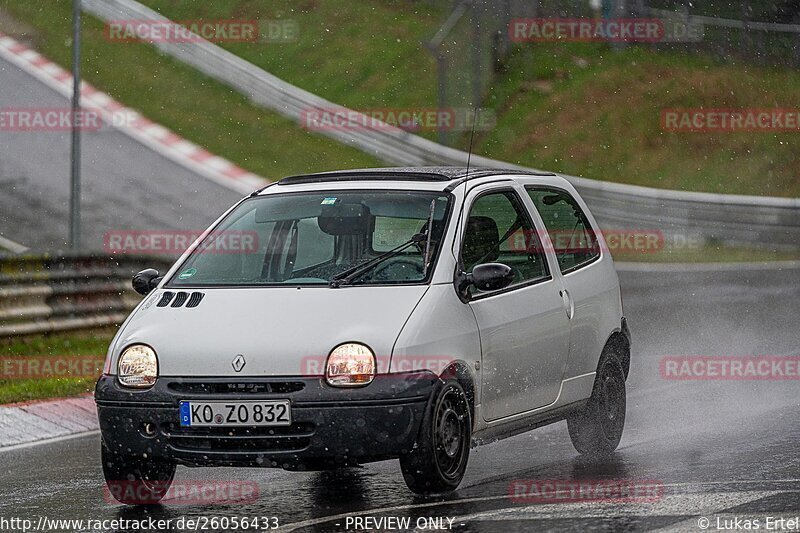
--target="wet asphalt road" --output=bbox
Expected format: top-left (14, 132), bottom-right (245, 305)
top-left (0, 267), bottom-right (798, 532)
top-left (0, 55), bottom-right (243, 253)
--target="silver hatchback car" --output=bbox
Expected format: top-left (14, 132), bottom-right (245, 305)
top-left (97, 167), bottom-right (631, 503)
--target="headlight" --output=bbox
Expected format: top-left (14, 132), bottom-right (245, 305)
top-left (325, 343), bottom-right (375, 387)
top-left (117, 344), bottom-right (158, 388)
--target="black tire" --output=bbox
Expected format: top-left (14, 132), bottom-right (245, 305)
top-left (400, 379), bottom-right (471, 494)
top-left (567, 355), bottom-right (626, 457)
top-left (102, 441), bottom-right (176, 505)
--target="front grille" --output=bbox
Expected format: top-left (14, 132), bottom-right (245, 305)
top-left (167, 381), bottom-right (306, 394)
top-left (163, 422), bottom-right (314, 453)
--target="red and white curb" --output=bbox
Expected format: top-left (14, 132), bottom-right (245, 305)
top-left (0, 32), bottom-right (267, 195)
top-left (0, 395), bottom-right (98, 450)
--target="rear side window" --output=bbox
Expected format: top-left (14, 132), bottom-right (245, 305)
top-left (527, 187), bottom-right (600, 273)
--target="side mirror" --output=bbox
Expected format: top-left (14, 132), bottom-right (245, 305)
top-left (132, 269), bottom-right (162, 296)
top-left (470, 263), bottom-right (514, 292)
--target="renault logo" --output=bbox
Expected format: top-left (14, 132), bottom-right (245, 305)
top-left (232, 354), bottom-right (246, 372)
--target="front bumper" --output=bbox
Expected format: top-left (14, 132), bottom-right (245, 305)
top-left (95, 373), bottom-right (437, 469)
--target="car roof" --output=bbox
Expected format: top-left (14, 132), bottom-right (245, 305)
top-left (275, 166), bottom-right (555, 186)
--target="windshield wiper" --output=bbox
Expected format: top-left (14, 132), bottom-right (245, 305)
top-left (329, 233), bottom-right (426, 288)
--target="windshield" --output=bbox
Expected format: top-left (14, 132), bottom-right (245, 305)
top-left (169, 190), bottom-right (451, 287)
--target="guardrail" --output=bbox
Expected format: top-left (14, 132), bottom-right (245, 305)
top-left (649, 8), bottom-right (800, 34)
top-left (0, 255), bottom-right (170, 337)
top-left (82, 0), bottom-right (800, 250)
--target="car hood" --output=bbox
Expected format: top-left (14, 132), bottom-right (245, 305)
top-left (113, 285), bottom-right (428, 377)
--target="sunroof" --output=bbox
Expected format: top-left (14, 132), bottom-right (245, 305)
top-left (278, 167), bottom-right (554, 186)
top-left (278, 171), bottom-right (455, 185)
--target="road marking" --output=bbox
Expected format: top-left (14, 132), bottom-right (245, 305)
top-left (616, 260), bottom-right (800, 272)
top-left (0, 430), bottom-right (99, 453)
top-left (277, 480), bottom-right (800, 532)
top-left (0, 234), bottom-right (29, 254)
top-left (418, 490), bottom-right (780, 532)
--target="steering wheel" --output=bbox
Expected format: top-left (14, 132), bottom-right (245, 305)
top-left (509, 265), bottom-right (523, 283)
top-left (371, 257), bottom-right (424, 281)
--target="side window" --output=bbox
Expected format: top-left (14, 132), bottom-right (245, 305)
top-left (527, 188), bottom-right (600, 273)
top-left (461, 190), bottom-right (549, 289)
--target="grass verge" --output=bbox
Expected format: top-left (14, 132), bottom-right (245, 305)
top-left (0, 327), bottom-right (114, 404)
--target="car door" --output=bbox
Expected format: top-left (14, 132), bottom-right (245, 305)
top-left (525, 186), bottom-right (607, 378)
top-left (460, 185), bottom-right (571, 421)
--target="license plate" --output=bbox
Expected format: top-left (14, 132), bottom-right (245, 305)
top-left (179, 400), bottom-right (291, 427)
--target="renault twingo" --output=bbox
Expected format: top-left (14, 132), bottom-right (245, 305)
top-left (97, 167), bottom-right (631, 503)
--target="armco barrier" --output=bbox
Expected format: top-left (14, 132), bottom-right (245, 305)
top-left (82, 0), bottom-right (800, 250)
top-left (0, 255), bottom-right (171, 337)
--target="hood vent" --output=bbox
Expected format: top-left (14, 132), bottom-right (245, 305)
top-left (154, 291), bottom-right (205, 309)
top-left (186, 292), bottom-right (205, 308)
top-left (170, 292), bottom-right (189, 307)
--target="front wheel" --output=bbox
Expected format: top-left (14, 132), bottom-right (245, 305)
top-left (567, 356), bottom-right (626, 457)
top-left (400, 379), bottom-right (471, 494)
top-left (102, 441), bottom-right (176, 505)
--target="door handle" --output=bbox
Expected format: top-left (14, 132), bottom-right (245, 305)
top-left (559, 289), bottom-right (574, 320)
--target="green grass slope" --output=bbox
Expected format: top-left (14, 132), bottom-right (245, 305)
top-left (2, 1), bottom-right (798, 196)
top-left (473, 42), bottom-right (800, 197)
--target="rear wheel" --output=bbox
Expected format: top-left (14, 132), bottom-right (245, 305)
top-left (567, 356), bottom-right (626, 457)
top-left (102, 441), bottom-right (176, 505)
top-left (399, 379), bottom-right (471, 494)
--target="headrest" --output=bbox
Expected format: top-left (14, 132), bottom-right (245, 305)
top-left (463, 215), bottom-right (499, 267)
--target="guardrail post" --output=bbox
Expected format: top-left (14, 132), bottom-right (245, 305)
top-left (69, 0), bottom-right (82, 251)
